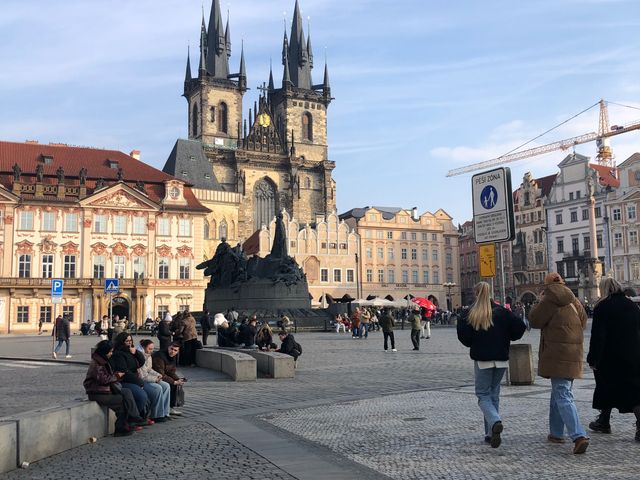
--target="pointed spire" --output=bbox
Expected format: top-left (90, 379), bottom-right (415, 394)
top-left (224, 10), bottom-right (231, 58)
top-left (286, 0), bottom-right (312, 89)
top-left (184, 45), bottom-right (192, 83)
top-left (199, 11), bottom-right (207, 77)
top-left (306, 25), bottom-right (314, 68)
top-left (238, 40), bottom-right (246, 91)
top-left (282, 49), bottom-right (292, 88)
top-left (205, 0), bottom-right (230, 78)
top-left (281, 30), bottom-right (289, 66)
top-left (322, 60), bottom-right (330, 93)
top-left (268, 59), bottom-right (275, 91)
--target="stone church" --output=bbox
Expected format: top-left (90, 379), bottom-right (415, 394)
top-left (163, 0), bottom-right (336, 256)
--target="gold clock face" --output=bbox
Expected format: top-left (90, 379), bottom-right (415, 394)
top-left (258, 113), bottom-right (271, 128)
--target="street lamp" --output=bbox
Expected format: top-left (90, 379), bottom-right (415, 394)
top-left (443, 282), bottom-right (456, 311)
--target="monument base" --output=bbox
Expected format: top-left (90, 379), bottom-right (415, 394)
top-left (204, 278), bottom-right (311, 313)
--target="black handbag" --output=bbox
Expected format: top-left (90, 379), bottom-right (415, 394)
top-left (110, 381), bottom-right (123, 394)
top-left (174, 384), bottom-right (185, 407)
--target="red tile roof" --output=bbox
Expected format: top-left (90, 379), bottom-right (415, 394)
top-left (534, 174), bottom-right (557, 197)
top-left (589, 164), bottom-right (620, 189)
top-left (0, 140), bottom-right (208, 212)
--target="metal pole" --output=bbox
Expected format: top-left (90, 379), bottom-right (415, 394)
top-left (109, 293), bottom-right (113, 326)
top-left (51, 302), bottom-right (56, 354)
top-left (499, 243), bottom-right (506, 304)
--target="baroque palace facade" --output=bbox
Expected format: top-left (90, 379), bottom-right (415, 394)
top-left (0, 141), bottom-right (208, 334)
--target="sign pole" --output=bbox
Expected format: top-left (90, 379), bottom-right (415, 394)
top-left (51, 302), bottom-right (56, 354)
top-left (499, 242), bottom-right (506, 304)
top-left (109, 293), bottom-right (113, 326)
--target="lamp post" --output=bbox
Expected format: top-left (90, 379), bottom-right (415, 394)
top-left (443, 282), bottom-right (456, 311)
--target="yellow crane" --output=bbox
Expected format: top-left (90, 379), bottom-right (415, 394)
top-left (446, 99), bottom-right (640, 177)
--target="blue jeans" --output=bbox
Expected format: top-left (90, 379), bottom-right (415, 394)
top-left (122, 383), bottom-right (149, 418)
top-left (359, 323), bottom-right (369, 338)
top-left (549, 378), bottom-right (588, 441)
top-left (53, 339), bottom-right (70, 355)
top-left (474, 362), bottom-right (506, 436)
top-left (143, 381), bottom-right (171, 419)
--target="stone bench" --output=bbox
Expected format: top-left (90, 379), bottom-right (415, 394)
top-left (221, 349), bottom-right (295, 379)
top-left (196, 348), bottom-right (257, 381)
top-left (0, 400), bottom-right (114, 474)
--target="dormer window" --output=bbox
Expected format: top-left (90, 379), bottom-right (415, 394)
top-left (41, 155), bottom-right (53, 165)
top-left (108, 160), bottom-right (119, 169)
top-left (169, 187), bottom-right (180, 200)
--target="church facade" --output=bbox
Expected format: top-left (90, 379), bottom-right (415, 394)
top-left (164, 0), bottom-right (336, 260)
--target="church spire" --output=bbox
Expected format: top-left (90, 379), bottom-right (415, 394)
top-left (199, 12), bottom-right (207, 78)
top-left (306, 24), bottom-right (314, 69)
top-left (268, 60), bottom-right (275, 91)
top-left (238, 41), bottom-right (247, 92)
top-left (285, 0), bottom-right (312, 90)
top-left (205, 0), bottom-right (230, 79)
top-left (224, 11), bottom-right (231, 58)
top-left (184, 46), bottom-right (192, 83)
top-left (282, 49), bottom-right (292, 88)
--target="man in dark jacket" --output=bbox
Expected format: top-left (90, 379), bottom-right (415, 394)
top-left (277, 331), bottom-right (301, 362)
top-left (200, 310), bottom-right (212, 346)
top-left (52, 315), bottom-right (72, 359)
top-left (110, 333), bottom-right (150, 421)
top-left (238, 317), bottom-right (258, 347)
top-left (152, 342), bottom-right (185, 415)
top-left (379, 308), bottom-right (396, 352)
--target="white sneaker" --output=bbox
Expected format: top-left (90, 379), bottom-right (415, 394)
top-left (170, 408), bottom-right (182, 416)
top-left (52, 352), bottom-right (57, 359)
top-left (65, 355), bottom-right (72, 359)
top-left (392, 348), bottom-right (397, 352)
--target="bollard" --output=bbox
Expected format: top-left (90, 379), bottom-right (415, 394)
top-left (509, 343), bottom-right (535, 385)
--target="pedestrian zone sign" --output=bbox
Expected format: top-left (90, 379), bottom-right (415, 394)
top-left (104, 278), bottom-right (120, 294)
top-left (472, 167), bottom-right (515, 244)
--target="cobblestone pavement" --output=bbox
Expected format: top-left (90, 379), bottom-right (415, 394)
top-left (3, 326), bottom-right (624, 480)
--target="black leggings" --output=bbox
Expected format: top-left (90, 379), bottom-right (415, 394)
top-left (383, 331), bottom-right (395, 350)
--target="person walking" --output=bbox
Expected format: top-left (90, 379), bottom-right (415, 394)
top-left (410, 307), bottom-right (422, 351)
top-left (587, 278), bottom-right (640, 441)
top-left (360, 308), bottom-right (371, 339)
top-left (379, 308), bottom-right (396, 352)
top-left (351, 308), bottom-right (361, 339)
top-left (200, 310), bottom-right (212, 346)
top-left (529, 272), bottom-right (590, 454)
top-left (457, 281), bottom-right (526, 448)
top-left (157, 313), bottom-right (173, 352)
top-left (52, 315), bottom-right (72, 359)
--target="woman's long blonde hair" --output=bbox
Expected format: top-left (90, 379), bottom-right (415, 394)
top-left (596, 277), bottom-right (624, 305)
top-left (468, 281), bottom-right (493, 331)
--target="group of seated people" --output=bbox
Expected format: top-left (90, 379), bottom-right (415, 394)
top-left (84, 332), bottom-right (187, 437)
top-left (215, 314), bottom-right (302, 362)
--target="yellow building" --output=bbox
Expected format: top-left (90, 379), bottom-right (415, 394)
top-left (340, 207), bottom-right (461, 309)
top-left (253, 210), bottom-right (359, 303)
top-left (0, 140), bottom-right (209, 334)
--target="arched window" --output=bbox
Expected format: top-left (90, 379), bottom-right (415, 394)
top-left (254, 178), bottom-right (276, 230)
top-left (218, 102), bottom-right (228, 133)
top-left (203, 220), bottom-right (210, 239)
top-left (301, 112), bottom-right (313, 141)
top-left (219, 219), bottom-right (228, 240)
top-left (210, 106), bottom-right (216, 122)
top-left (304, 177), bottom-right (311, 189)
top-left (192, 104), bottom-right (199, 137)
top-left (210, 219), bottom-right (217, 238)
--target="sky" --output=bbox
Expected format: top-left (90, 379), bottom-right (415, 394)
top-left (1, 0), bottom-right (640, 226)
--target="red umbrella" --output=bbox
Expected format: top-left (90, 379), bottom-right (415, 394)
top-left (412, 297), bottom-right (436, 311)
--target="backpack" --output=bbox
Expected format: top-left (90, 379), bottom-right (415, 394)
top-left (294, 341), bottom-right (302, 355)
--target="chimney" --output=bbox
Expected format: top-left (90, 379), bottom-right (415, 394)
top-left (130, 150), bottom-right (141, 160)
top-left (412, 207), bottom-right (418, 220)
top-left (25, 140), bottom-right (39, 144)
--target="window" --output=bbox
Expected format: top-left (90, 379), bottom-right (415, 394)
top-left (366, 247), bottom-right (372, 259)
top-left (209, 106), bottom-right (216, 122)
top-left (366, 269), bottom-right (373, 282)
top-left (376, 230), bottom-right (384, 239)
top-left (524, 192), bottom-right (530, 205)
top-left (93, 256), bottom-right (105, 279)
top-left (301, 112), bottom-right (313, 141)
top-left (113, 215), bottom-right (127, 234)
top-left (629, 231), bottom-right (638, 246)
top-left (377, 269), bottom-right (384, 283)
top-left (432, 249), bottom-right (439, 261)
top-left (377, 247), bottom-right (384, 259)
top-left (423, 270), bottom-right (429, 283)
top-left (320, 268), bottom-right (328, 282)
top-left (191, 103), bottom-right (199, 137)
top-left (570, 211), bottom-right (578, 223)
top-left (346, 269), bottom-right (354, 283)
top-left (628, 205), bottom-right (637, 221)
top-left (433, 271), bottom-right (440, 283)
top-left (402, 270), bottom-right (408, 283)
top-left (333, 269), bottom-right (341, 282)
top-left (595, 207), bottom-right (602, 218)
top-left (445, 237), bottom-right (451, 245)
top-left (422, 249), bottom-right (428, 261)
top-left (583, 236), bottom-right (590, 251)
top-left (412, 270), bottom-right (418, 283)
top-left (203, 220), bottom-right (210, 239)
top-left (114, 256), bottom-right (125, 278)
top-left (133, 256), bottom-right (145, 279)
top-left (94, 214), bottom-right (107, 233)
top-left (446, 253), bottom-right (452, 266)
top-left (387, 231), bottom-right (393, 239)
top-left (388, 248), bottom-right (394, 260)
top-left (557, 239), bottom-right (564, 253)
top-left (179, 218), bottom-right (191, 237)
top-left (364, 230), bottom-right (371, 239)
top-left (368, 214), bottom-right (377, 221)
top-left (17, 306), bottom-right (29, 323)
top-left (401, 232), bottom-right (407, 240)
top-left (157, 217), bottom-right (170, 236)
top-left (432, 233), bottom-right (437, 241)
top-left (157, 305), bottom-right (169, 320)
top-left (388, 270), bottom-right (395, 283)
top-left (158, 257), bottom-right (169, 279)
top-left (64, 213), bottom-right (78, 232)
top-left (133, 216), bottom-right (146, 235)
top-left (597, 233), bottom-right (603, 249)
top-left (63, 306), bottom-right (74, 323)
top-left (613, 208), bottom-right (621, 221)
top-left (410, 232), bottom-right (417, 241)
top-left (219, 219), bottom-right (228, 239)
top-left (42, 211), bottom-right (56, 231)
top-left (62, 255), bottom-right (76, 278)
top-left (18, 254), bottom-right (31, 278)
top-left (401, 248), bottom-right (407, 260)
top-left (411, 248), bottom-right (417, 260)
top-left (19, 210), bottom-right (33, 230)
top-left (40, 306), bottom-right (52, 324)
top-left (179, 258), bottom-right (190, 279)
top-left (555, 213), bottom-right (563, 225)
top-left (447, 272), bottom-right (454, 283)
top-left (535, 251), bottom-right (543, 265)
top-left (218, 102), bottom-right (228, 133)
top-left (569, 192), bottom-right (574, 200)
top-left (566, 261), bottom-right (576, 278)
top-left (571, 237), bottom-right (579, 254)
top-left (421, 233), bottom-right (427, 241)
top-left (576, 191), bottom-right (581, 199)
top-left (41, 254), bottom-right (53, 278)
top-left (582, 210), bottom-right (589, 221)
top-left (614, 232), bottom-right (623, 248)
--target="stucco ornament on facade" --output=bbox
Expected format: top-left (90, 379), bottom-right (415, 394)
top-left (16, 240), bottom-right (34, 254)
top-left (91, 242), bottom-right (107, 256)
top-left (156, 245), bottom-right (172, 258)
top-left (176, 245), bottom-right (193, 258)
top-left (111, 242), bottom-right (129, 258)
top-left (132, 244), bottom-right (147, 256)
top-left (61, 242), bottom-right (80, 255)
top-left (40, 236), bottom-right (57, 254)
top-left (92, 191), bottom-right (148, 209)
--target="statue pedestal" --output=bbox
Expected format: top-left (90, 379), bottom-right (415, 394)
top-left (204, 278), bottom-right (311, 313)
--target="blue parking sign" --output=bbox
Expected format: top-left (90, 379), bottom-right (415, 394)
top-left (51, 279), bottom-right (64, 297)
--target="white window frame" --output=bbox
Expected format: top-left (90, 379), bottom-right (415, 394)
top-left (19, 211), bottom-right (34, 230)
top-left (41, 211), bottom-right (56, 231)
top-left (179, 258), bottom-right (191, 279)
top-left (132, 216), bottom-right (147, 235)
top-left (93, 214), bottom-right (107, 233)
top-left (64, 213), bottom-right (78, 232)
top-left (320, 268), bottom-right (328, 282)
top-left (114, 255), bottom-right (126, 278)
top-left (41, 254), bottom-right (53, 278)
top-left (158, 257), bottom-right (170, 279)
top-left (113, 215), bottom-right (127, 234)
top-left (157, 217), bottom-right (170, 236)
top-left (178, 218), bottom-right (191, 237)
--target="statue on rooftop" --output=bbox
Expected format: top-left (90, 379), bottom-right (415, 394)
top-left (12, 164), bottom-right (21, 182)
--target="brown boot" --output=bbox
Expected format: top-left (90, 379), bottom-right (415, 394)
top-left (573, 436), bottom-right (589, 454)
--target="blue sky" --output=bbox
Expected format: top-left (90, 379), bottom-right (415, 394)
top-left (1, 0), bottom-right (640, 226)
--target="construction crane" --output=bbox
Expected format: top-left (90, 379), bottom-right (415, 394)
top-left (446, 99), bottom-right (640, 177)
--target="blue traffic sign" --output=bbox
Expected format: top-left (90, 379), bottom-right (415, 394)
top-left (51, 279), bottom-right (64, 297)
top-left (480, 185), bottom-right (498, 210)
top-left (104, 278), bottom-right (120, 294)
